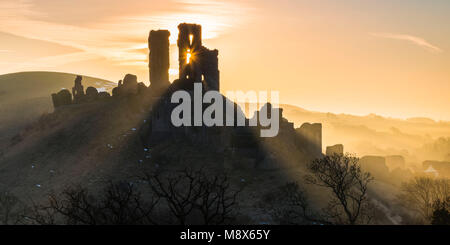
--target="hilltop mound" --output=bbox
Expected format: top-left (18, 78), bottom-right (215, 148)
top-left (0, 93), bottom-right (322, 224)
top-left (1, 95), bottom-right (404, 224)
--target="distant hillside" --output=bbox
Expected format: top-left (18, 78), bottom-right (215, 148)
top-left (0, 71), bottom-right (115, 148)
top-left (279, 104), bottom-right (450, 163)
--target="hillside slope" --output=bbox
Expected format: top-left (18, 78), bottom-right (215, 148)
top-left (0, 95), bottom-right (398, 225)
top-left (0, 71), bottom-right (115, 148)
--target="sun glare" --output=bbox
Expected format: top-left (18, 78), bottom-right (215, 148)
top-left (186, 49), bottom-right (192, 64)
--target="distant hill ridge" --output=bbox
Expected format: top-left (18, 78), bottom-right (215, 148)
top-left (0, 71), bottom-right (115, 100)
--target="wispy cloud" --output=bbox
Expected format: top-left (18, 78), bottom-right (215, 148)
top-left (0, 0), bottom-right (252, 77)
top-left (370, 32), bottom-right (443, 53)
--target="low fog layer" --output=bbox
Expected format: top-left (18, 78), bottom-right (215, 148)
top-left (280, 104), bottom-right (450, 164)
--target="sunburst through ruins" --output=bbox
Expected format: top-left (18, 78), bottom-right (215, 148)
top-left (50, 22), bottom-right (324, 166)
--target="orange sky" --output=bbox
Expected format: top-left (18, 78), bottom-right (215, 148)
top-left (1, 0), bottom-right (449, 121)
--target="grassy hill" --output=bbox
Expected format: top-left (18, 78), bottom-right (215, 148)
top-left (0, 89), bottom-right (408, 225)
top-left (0, 71), bottom-right (115, 148)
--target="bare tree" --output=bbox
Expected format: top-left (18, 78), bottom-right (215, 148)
top-left (266, 182), bottom-right (331, 225)
top-left (305, 153), bottom-right (374, 225)
top-left (28, 169), bottom-right (240, 225)
top-left (144, 168), bottom-right (241, 225)
top-left (195, 173), bottom-right (240, 225)
top-left (431, 197), bottom-right (450, 225)
top-left (145, 169), bottom-right (202, 225)
top-left (27, 201), bottom-right (58, 225)
top-left (398, 177), bottom-right (449, 223)
top-left (100, 182), bottom-right (159, 224)
top-left (47, 186), bottom-right (100, 225)
top-left (29, 182), bottom-right (158, 225)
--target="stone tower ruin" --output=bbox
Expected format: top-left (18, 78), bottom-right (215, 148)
top-left (147, 23), bottom-right (219, 92)
top-left (148, 30), bottom-right (170, 89)
top-left (177, 23), bottom-right (220, 91)
top-left (72, 75), bottom-right (85, 103)
top-left (178, 23), bottom-right (202, 83)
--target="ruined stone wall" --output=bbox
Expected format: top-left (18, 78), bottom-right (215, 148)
top-left (200, 47), bottom-right (220, 91)
top-left (52, 89), bottom-right (72, 108)
top-left (72, 75), bottom-right (84, 103)
top-left (326, 144), bottom-right (344, 156)
top-left (176, 23), bottom-right (220, 91)
top-left (296, 123), bottom-right (322, 156)
top-left (51, 75), bottom-right (115, 109)
top-left (85, 86), bottom-right (99, 102)
top-left (121, 74), bottom-right (138, 95)
top-left (149, 30), bottom-right (170, 88)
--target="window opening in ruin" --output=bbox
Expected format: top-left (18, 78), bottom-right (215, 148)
top-left (186, 49), bottom-right (192, 64)
top-left (189, 34), bottom-right (194, 46)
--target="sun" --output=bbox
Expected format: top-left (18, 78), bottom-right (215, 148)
top-left (186, 49), bottom-right (192, 64)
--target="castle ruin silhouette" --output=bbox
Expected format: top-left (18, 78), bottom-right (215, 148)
top-left (148, 23), bottom-right (219, 92)
top-left (50, 23), bottom-right (323, 168)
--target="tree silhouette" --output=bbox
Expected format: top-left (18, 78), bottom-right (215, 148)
top-left (144, 168), bottom-right (241, 225)
top-left (29, 182), bottom-right (158, 225)
top-left (305, 153), bottom-right (374, 225)
top-left (398, 177), bottom-right (449, 223)
top-left (431, 198), bottom-right (450, 225)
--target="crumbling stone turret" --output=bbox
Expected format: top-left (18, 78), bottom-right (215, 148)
top-left (72, 75), bottom-right (84, 103)
top-left (149, 30), bottom-right (170, 90)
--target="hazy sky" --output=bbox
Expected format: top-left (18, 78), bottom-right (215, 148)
top-left (1, 0), bottom-right (449, 121)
